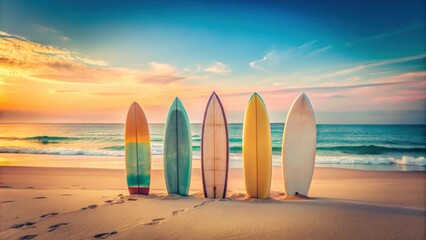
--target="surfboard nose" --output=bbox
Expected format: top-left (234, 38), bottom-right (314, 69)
top-left (249, 92), bottom-right (261, 102)
top-left (297, 92), bottom-right (314, 111)
top-left (174, 97), bottom-right (183, 103)
top-left (128, 101), bottom-right (140, 112)
top-left (210, 91), bottom-right (219, 101)
top-left (173, 97), bottom-right (185, 108)
top-left (171, 97), bottom-right (181, 108)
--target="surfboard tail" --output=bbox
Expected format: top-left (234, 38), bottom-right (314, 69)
top-left (128, 187), bottom-right (150, 195)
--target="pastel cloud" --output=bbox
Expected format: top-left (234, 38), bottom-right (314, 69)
top-left (308, 53), bottom-right (426, 82)
top-left (346, 24), bottom-right (426, 47)
top-left (51, 89), bottom-right (80, 93)
top-left (250, 41), bottom-right (333, 71)
top-left (0, 30), bottom-right (424, 124)
top-left (184, 64), bottom-right (202, 74)
top-left (33, 24), bottom-right (70, 41)
top-left (204, 61), bottom-right (231, 74)
top-left (306, 45), bottom-right (333, 57)
top-left (250, 51), bottom-right (275, 71)
top-left (0, 31), bottom-right (190, 85)
top-left (139, 62), bottom-right (187, 84)
top-left (90, 92), bottom-right (134, 96)
top-left (220, 71), bottom-right (426, 110)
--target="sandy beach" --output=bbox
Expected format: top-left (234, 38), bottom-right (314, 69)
top-left (0, 156), bottom-right (425, 240)
top-left (1, 0), bottom-right (425, 238)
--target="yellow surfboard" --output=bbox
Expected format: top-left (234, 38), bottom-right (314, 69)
top-left (243, 93), bottom-right (272, 199)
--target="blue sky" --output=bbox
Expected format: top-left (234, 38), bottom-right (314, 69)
top-left (0, 0), bottom-right (425, 123)
top-left (3, 0), bottom-right (425, 67)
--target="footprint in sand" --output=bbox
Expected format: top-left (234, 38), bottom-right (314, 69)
top-left (1, 200), bottom-right (15, 204)
top-left (48, 223), bottom-right (68, 232)
top-left (81, 204), bottom-right (98, 210)
top-left (172, 209), bottom-right (185, 216)
top-left (93, 231), bottom-right (117, 239)
top-left (105, 196), bottom-right (127, 205)
top-left (144, 218), bottom-right (165, 226)
top-left (34, 196), bottom-right (46, 199)
top-left (40, 213), bottom-right (59, 218)
top-left (194, 200), bottom-right (212, 208)
top-left (60, 194), bottom-right (73, 196)
top-left (12, 222), bottom-right (35, 229)
top-left (18, 234), bottom-right (38, 240)
top-left (112, 194), bottom-right (125, 204)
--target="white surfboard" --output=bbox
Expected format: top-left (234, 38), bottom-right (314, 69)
top-left (282, 93), bottom-right (316, 196)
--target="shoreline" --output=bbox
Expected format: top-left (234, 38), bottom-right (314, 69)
top-left (1, 153), bottom-right (425, 172)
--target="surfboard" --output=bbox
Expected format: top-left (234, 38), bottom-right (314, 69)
top-left (201, 92), bottom-right (229, 199)
top-left (282, 93), bottom-right (316, 196)
top-left (163, 98), bottom-right (192, 196)
top-left (125, 102), bottom-right (151, 195)
top-left (243, 93), bottom-right (272, 199)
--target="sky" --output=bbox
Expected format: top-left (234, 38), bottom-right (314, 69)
top-left (0, 0), bottom-right (425, 124)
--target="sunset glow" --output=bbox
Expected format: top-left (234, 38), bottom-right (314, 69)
top-left (0, 1), bottom-right (425, 123)
top-left (0, 2), bottom-right (425, 239)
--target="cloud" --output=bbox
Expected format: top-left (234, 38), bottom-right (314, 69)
top-left (135, 62), bottom-right (187, 84)
top-left (346, 24), bottom-right (426, 47)
top-left (33, 24), bottom-right (70, 41)
top-left (183, 64), bottom-right (202, 73)
top-left (0, 31), bottom-right (25, 40)
top-left (297, 40), bottom-right (318, 51)
top-left (308, 53), bottom-right (426, 82)
top-left (307, 45), bottom-right (333, 57)
top-left (140, 74), bottom-right (186, 84)
top-left (316, 94), bottom-right (347, 99)
top-left (204, 61), bottom-right (231, 74)
top-left (0, 31), bottom-right (189, 85)
top-left (347, 76), bottom-right (361, 81)
top-left (250, 41), bottom-right (333, 71)
top-left (223, 71), bottom-right (426, 97)
top-left (35, 24), bottom-right (58, 33)
top-left (51, 89), bottom-right (80, 93)
top-left (90, 92), bottom-right (133, 96)
top-left (250, 51), bottom-right (275, 71)
top-left (149, 62), bottom-right (176, 73)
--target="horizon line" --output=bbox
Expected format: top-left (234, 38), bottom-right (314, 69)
top-left (0, 122), bottom-right (425, 125)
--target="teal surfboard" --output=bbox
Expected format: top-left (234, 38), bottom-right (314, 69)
top-left (163, 98), bottom-right (192, 196)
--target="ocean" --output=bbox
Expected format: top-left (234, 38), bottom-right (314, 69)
top-left (0, 123), bottom-right (425, 171)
